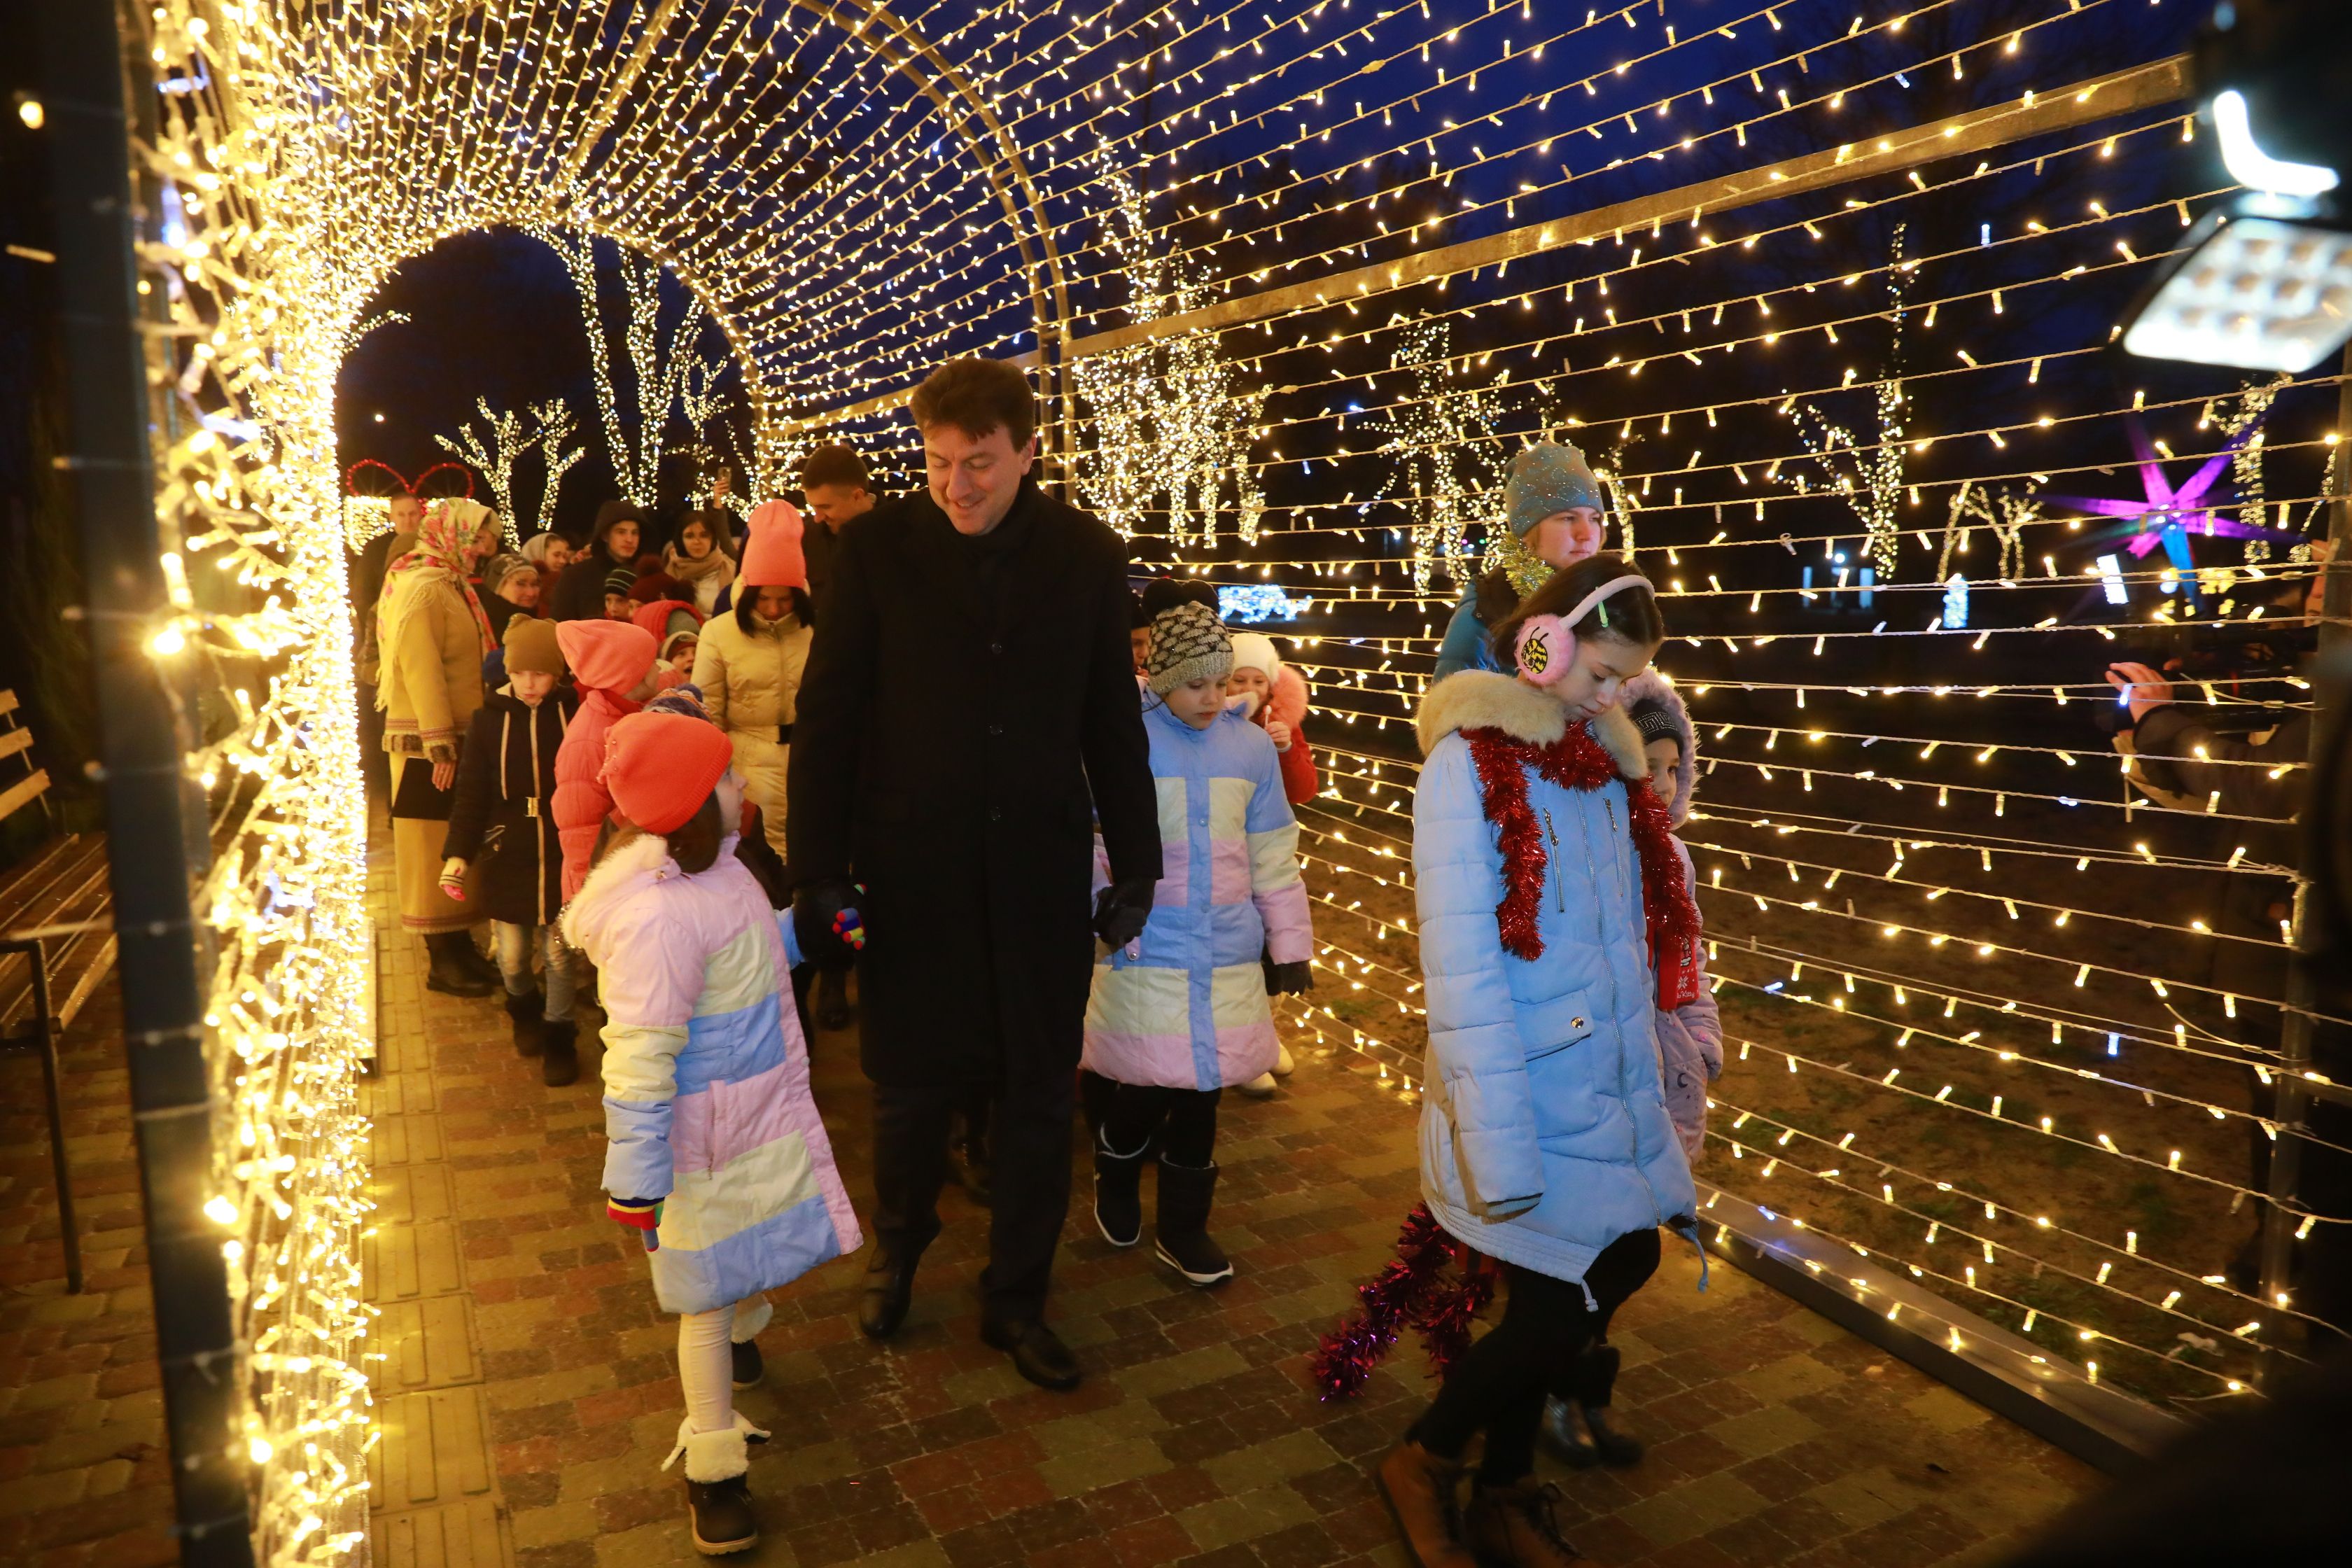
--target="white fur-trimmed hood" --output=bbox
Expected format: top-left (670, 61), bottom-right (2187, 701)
top-left (1416, 669), bottom-right (1646, 780)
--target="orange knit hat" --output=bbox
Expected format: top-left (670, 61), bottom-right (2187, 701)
top-left (740, 500), bottom-right (807, 589)
top-left (602, 710), bottom-right (734, 835)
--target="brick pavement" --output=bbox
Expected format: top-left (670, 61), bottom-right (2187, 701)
top-left (1, 834), bottom-right (2108, 1568)
top-left (0, 982), bottom-right (178, 1568)
top-left (363, 876), bottom-right (2105, 1568)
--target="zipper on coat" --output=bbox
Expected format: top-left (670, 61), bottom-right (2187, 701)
top-left (1586, 790), bottom-right (1662, 1226)
top-left (1540, 806), bottom-right (1566, 913)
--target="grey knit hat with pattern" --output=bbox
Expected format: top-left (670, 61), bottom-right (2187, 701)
top-left (1146, 601), bottom-right (1233, 695)
top-left (1505, 440), bottom-right (1605, 536)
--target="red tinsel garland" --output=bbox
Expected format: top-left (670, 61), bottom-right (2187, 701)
top-left (1308, 1204), bottom-right (1483, 1399)
top-left (1463, 720), bottom-right (1704, 1011)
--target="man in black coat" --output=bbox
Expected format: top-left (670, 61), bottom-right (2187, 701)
top-left (788, 358), bottom-right (1160, 1391)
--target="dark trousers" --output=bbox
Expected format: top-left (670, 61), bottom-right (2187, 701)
top-left (1082, 1069), bottom-right (1219, 1167)
top-left (872, 1069), bottom-right (1074, 1326)
top-left (1410, 1227), bottom-right (1662, 1484)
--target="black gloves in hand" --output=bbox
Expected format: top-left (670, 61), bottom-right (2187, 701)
top-left (1092, 877), bottom-right (1156, 949)
top-left (792, 877), bottom-right (865, 969)
top-left (1263, 959), bottom-right (1314, 996)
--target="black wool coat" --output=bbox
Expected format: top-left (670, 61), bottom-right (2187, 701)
top-left (787, 476), bottom-right (1161, 1087)
top-left (443, 685), bottom-right (579, 927)
top-left (550, 545), bottom-right (626, 623)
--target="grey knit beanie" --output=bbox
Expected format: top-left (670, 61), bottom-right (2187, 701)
top-left (1146, 602), bottom-right (1233, 695)
top-left (1505, 440), bottom-right (1604, 537)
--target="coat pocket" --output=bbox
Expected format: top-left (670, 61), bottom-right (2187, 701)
top-left (1521, 990), bottom-right (1599, 1142)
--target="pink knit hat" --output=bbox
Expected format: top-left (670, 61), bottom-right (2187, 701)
top-left (602, 710), bottom-right (734, 835)
top-left (740, 500), bottom-right (807, 589)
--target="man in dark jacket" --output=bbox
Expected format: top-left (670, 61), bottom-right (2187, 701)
top-left (798, 441), bottom-right (878, 617)
top-left (549, 501), bottom-right (646, 622)
top-left (788, 358), bottom-right (1159, 1391)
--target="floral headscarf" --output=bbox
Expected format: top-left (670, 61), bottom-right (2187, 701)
top-left (379, 498), bottom-right (498, 670)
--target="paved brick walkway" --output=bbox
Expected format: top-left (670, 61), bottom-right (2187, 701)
top-left (0, 980), bottom-right (176, 1568)
top-left (363, 867), bottom-right (2104, 1568)
top-left (0, 836), bottom-right (2106, 1568)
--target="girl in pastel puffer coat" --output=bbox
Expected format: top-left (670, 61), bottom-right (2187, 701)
top-left (552, 620), bottom-right (658, 902)
top-left (564, 710), bottom-right (861, 1558)
top-left (1082, 603), bottom-right (1314, 1289)
top-left (1622, 671), bottom-right (1722, 1161)
top-left (1378, 556), bottom-right (1706, 1568)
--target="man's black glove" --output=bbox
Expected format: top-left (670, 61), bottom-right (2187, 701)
top-left (1092, 877), bottom-right (1156, 950)
top-left (1263, 959), bottom-right (1314, 996)
top-left (792, 877), bottom-right (865, 969)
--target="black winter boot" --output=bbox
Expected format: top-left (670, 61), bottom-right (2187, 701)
top-left (1572, 1344), bottom-right (1643, 1466)
top-left (453, 932), bottom-right (503, 988)
top-left (1093, 1131), bottom-right (1147, 1247)
top-left (504, 989), bottom-right (545, 1057)
top-left (424, 933), bottom-right (496, 997)
top-left (539, 1018), bottom-right (580, 1087)
top-left (1153, 1159), bottom-right (1232, 1287)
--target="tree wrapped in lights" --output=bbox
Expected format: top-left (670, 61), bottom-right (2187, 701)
top-left (1070, 157), bottom-right (1265, 547)
top-left (541, 228), bottom-right (729, 508)
top-left (1366, 317), bottom-right (1516, 594)
top-left (435, 398), bottom-right (538, 544)
top-left (1781, 234), bottom-right (1912, 577)
top-left (529, 399), bottom-right (587, 534)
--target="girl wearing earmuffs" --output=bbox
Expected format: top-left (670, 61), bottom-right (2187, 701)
top-left (1376, 554), bottom-right (1706, 1568)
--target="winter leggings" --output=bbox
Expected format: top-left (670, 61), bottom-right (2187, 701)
top-left (491, 920), bottom-right (576, 1023)
top-left (676, 1296), bottom-right (772, 1434)
top-left (1408, 1227), bottom-right (1662, 1485)
top-left (1082, 1070), bottom-right (1219, 1168)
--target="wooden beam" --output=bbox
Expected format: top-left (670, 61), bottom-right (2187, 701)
top-left (778, 347), bottom-right (1040, 437)
top-left (1062, 57), bottom-right (2188, 360)
top-left (777, 58), bottom-right (2188, 437)
top-left (0, 769), bottom-right (50, 823)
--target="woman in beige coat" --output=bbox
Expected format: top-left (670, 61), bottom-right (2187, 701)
top-left (690, 500), bottom-right (810, 861)
top-left (378, 497), bottom-right (501, 995)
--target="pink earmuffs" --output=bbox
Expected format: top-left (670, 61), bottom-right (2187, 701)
top-left (1512, 574), bottom-right (1653, 687)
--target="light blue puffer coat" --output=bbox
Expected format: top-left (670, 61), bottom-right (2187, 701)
top-left (1412, 670), bottom-right (1698, 1295)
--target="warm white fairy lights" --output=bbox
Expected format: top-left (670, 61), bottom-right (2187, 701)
top-left (1070, 154), bottom-right (1266, 546)
top-left (113, 4), bottom-right (2352, 1550)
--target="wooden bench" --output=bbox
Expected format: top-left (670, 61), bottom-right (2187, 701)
top-left (0, 689), bottom-right (115, 1294)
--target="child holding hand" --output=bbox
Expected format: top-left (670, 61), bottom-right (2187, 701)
top-left (1082, 603), bottom-right (1314, 1287)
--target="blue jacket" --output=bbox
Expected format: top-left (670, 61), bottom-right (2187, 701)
top-left (1084, 703), bottom-right (1315, 1091)
top-left (1432, 582), bottom-right (1504, 681)
top-left (1411, 670), bottom-right (1697, 1293)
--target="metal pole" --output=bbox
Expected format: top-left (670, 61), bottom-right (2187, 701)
top-left (32, 5), bottom-right (253, 1562)
top-left (2256, 344), bottom-right (2352, 1368)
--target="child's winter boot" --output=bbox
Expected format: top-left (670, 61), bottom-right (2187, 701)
top-left (539, 1017), bottom-right (580, 1087)
top-left (729, 1299), bottom-right (771, 1390)
top-left (1572, 1344), bottom-right (1642, 1466)
top-left (503, 988), bottom-right (545, 1057)
top-left (662, 1413), bottom-right (769, 1556)
top-left (1093, 1130), bottom-right (1148, 1247)
top-left (1153, 1158), bottom-right (1233, 1287)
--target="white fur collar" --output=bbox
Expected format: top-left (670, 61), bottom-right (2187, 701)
top-left (561, 830), bottom-right (674, 951)
top-left (1416, 669), bottom-right (1647, 781)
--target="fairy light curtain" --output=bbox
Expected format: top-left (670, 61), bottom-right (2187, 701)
top-left (127, 1), bottom-right (2345, 1561)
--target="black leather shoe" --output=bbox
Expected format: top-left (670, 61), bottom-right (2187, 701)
top-left (858, 1252), bottom-right (916, 1341)
top-left (730, 1338), bottom-right (764, 1390)
top-left (1539, 1394), bottom-right (1598, 1468)
top-left (980, 1317), bottom-right (1082, 1392)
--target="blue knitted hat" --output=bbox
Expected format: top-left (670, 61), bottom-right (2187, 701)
top-left (1504, 441), bottom-right (1604, 537)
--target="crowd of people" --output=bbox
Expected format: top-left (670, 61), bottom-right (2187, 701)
top-left (350, 356), bottom-right (1722, 1565)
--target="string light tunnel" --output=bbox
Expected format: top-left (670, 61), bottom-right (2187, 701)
top-left (122, 1), bottom-right (2346, 1560)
